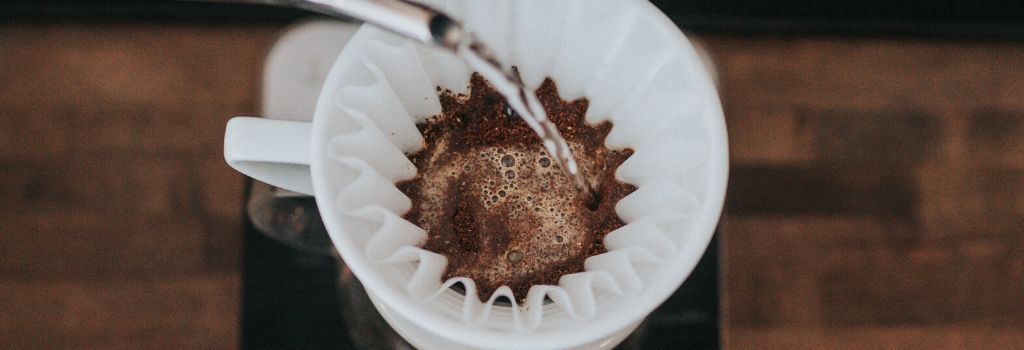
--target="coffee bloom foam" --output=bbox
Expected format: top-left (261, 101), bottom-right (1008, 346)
top-left (410, 140), bottom-right (602, 297)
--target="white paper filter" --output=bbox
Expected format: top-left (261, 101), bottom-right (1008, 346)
top-left (315, 0), bottom-right (714, 333)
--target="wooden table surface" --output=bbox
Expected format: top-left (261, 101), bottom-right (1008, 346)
top-left (1, 22), bottom-right (1022, 349)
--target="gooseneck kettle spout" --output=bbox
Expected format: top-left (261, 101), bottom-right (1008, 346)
top-left (256, 0), bottom-right (466, 50)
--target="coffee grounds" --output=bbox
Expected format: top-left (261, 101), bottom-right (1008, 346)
top-left (397, 73), bottom-right (635, 302)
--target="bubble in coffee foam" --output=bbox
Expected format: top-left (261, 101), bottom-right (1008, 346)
top-left (506, 250), bottom-right (524, 263)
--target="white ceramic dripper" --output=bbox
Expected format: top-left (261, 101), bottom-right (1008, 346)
top-left (224, 1), bottom-right (727, 348)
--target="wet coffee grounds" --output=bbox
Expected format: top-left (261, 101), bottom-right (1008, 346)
top-left (397, 73), bottom-right (635, 302)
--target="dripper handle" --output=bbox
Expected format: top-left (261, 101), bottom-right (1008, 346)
top-left (224, 117), bottom-right (315, 195)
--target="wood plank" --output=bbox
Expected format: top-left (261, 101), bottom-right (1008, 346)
top-left (0, 275), bottom-right (239, 349)
top-left (730, 326), bottom-right (1024, 350)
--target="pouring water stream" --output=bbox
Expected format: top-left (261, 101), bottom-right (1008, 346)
top-left (455, 41), bottom-right (600, 208)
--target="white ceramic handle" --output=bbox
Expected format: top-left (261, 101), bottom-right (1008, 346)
top-left (224, 117), bottom-right (314, 195)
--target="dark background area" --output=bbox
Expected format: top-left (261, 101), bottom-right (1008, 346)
top-left (2, 0), bottom-right (1023, 39)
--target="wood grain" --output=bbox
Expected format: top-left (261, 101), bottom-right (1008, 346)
top-left (712, 36), bottom-right (1024, 348)
top-left (0, 22), bottom-right (283, 348)
top-left (1, 22), bottom-right (1022, 349)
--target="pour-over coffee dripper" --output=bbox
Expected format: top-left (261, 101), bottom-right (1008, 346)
top-left (224, 1), bottom-right (728, 349)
